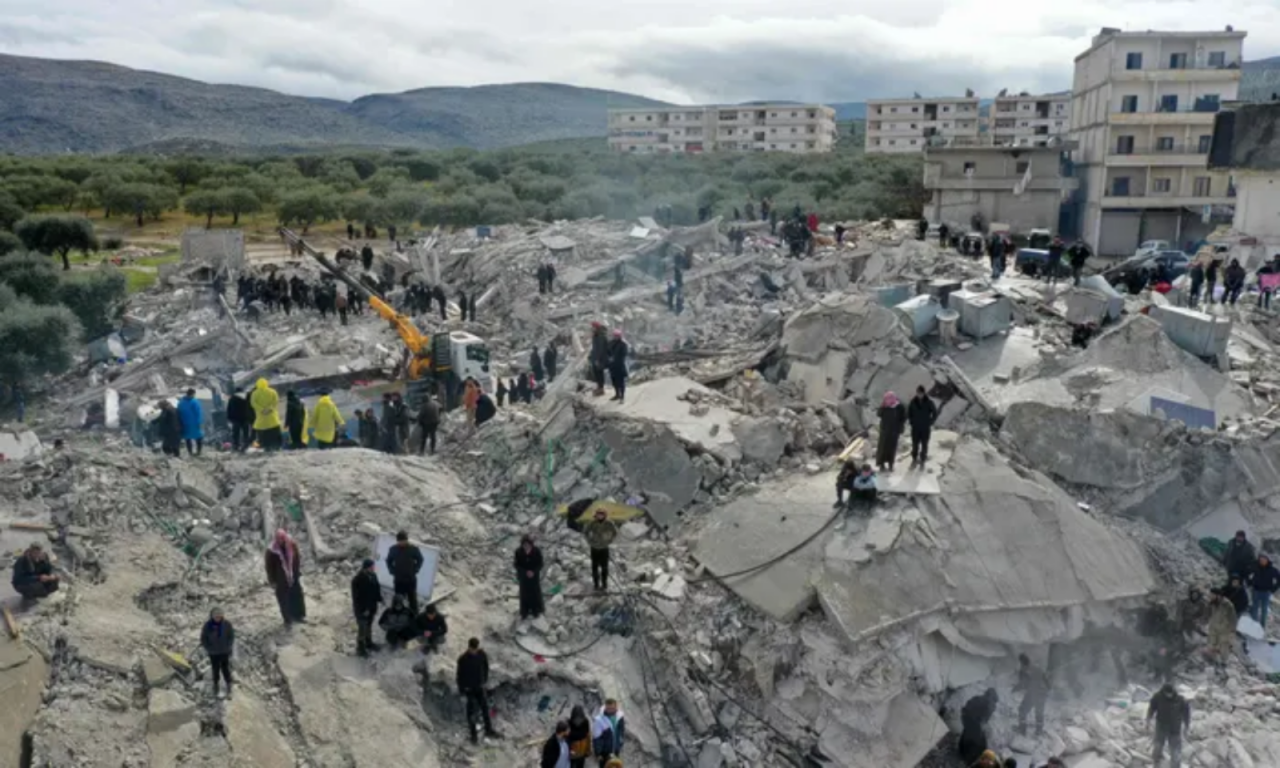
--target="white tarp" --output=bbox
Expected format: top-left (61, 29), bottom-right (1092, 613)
top-left (372, 533), bottom-right (441, 603)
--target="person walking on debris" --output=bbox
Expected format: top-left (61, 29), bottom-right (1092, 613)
top-left (1225, 530), bottom-right (1256, 579)
top-left (1224, 258), bottom-right (1246, 306)
top-left (542, 720), bottom-right (572, 768)
top-left (567, 705), bottom-right (592, 768)
top-left (544, 344), bottom-right (558, 381)
top-left (157, 399), bottom-right (183, 458)
top-left (875, 391), bottom-right (906, 473)
top-left (387, 530), bottom-right (424, 614)
top-left (1067, 239), bottom-right (1092, 287)
top-left (226, 387), bottom-right (252, 452)
top-left (200, 607), bottom-right (235, 699)
top-left (379, 594), bottom-right (417, 648)
top-left (12, 543), bottom-right (59, 600)
top-left (265, 528), bottom-right (306, 627)
top-left (310, 390), bottom-right (344, 450)
top-left (938, 222), bottom-right (950, 248)
top-left (607, 330), bottom-right (629, 403)
top-left (592, 699), bottom-right (627, 767)
top-left (1014, 653), bottom-right (1049, 736)
top-left (475, 390), bottom-right (497, 427)
top-left (285, 390), bottom-right (307, 449)
top-left (590, 322), bottom-right (609, 396)
top-left (432, 285), bottom-right (447, 320)
top-left (417, 394), bottom-right (441, 455)
top-left (1147, 682), bottom-right (1190, 768)
top-left (351, 558), bottom-right (383, 657)
top-left (250, 379), bottom-right (283, 451)
top-left (906, 385), bottom-right (937, 470)
top-left (584, 507), bottom-right (619, 592)
top-left (531, 346), bottom-right (545, 382)
top-left (515, 534), bottom-right (545, 619)
top-left (958, 688), bottom-right (998, 765)
top-left (1249, 554), bottom-right (1280, 628)
top-left (178, 389), bottom-right (205, 456)
top-left (418, 603), bottom-right (448, 652)
top-left (457, 638), bottom-right (499, 744)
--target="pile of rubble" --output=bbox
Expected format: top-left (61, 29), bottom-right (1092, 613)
top-left (6, 215), bottom-right (1280, 768)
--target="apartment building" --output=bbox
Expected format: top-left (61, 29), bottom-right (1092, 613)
top-left (606, 104), bottom-right (838, 154)
top-left (987, 93), bottom-right (1071, 147)
top-left (1068, 27), bottom-right (1246, 255)
top-left (864, 97), bottom-right (982, 154)
top-left (923, 143), bottom-right (1079, 232)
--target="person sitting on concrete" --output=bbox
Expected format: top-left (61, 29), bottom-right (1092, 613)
top-left (378, 594), bottom-right (417, 649)
top-left (12, 543), bottom-right (59, 600)
top-left (417, 603), bottom-right (448, 652)
top-left (852, 465), bottom-right (877, 506)
top-left (475, 392), bottom-right (497, 427)
top-left (835, 460), bottom-right (858, 507)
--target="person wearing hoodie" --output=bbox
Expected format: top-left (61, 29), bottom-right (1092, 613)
top-left (542, 721), bottom-right (572, 768)
top-left (250, 378), bottom-right (282, 451)
top-left (350, 558), bottom-right (382, 657)
top-left (285, 391), bottom-right (307, 449)
top-left (226, 387), bottom-right (252, 452)
top-left (591, 699), bottom-right (626, 767)
top-left (567, 705), bottom-right (592, 768)
top-left (310, 390), bottom-right (345, 450)
top-left (1224, 258), bottom-right (1247, 306)
top-left (1225, 530), bottom-right (1257, 579)
top-left (265, 528), bottom-right (306, 626)
top-left (200, 607), bottom-right (235, 699)
top-left (157, 399), bottom-right (183, 458)
top-left (177, 389), bottom-right (204, 456)
top-left (358, 408), bottom-right (379, 449)
top-left (378, 594), bottom-right (417, 648)
top-left (906, 385), bottom-right (938, 470)
top-left (875, 391), bottom-right (907, 472)
top-left (417, 394), bottom-right (441, 454)
top-left (1250, 554), bottom-right (1280, 628)
top-left (386, 530), bottom-right (424, 614)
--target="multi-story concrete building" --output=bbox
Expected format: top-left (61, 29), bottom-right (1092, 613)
top-left (923, 143), bottom-right (1080, 233)
top-left (606, 104), bottom-right (837, 154)
top-left (865, 97), bottom-right (982, 154)
top-left (987, 93), bottom-right (1071, 147)
top-left (1068, 27), bottom-right (1246, 255)
top-left (1208, 102), bottom-right (1280, 254)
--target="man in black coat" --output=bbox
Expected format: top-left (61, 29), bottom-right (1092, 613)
top-left (11, 543), bottom-right (59, 600)
top-left (457, 638), bottom-right (498, 743)
top-left (475, 392), bottom-right (497, 427)
top-left (906, 385), bottom-right (939, 470)
top-left (541, 721), bottom-right (570, 768)
top-left (606, 330), bottom-right (629, 403)
top-left (417, 603), bottom-right (448, 653)
top-left (226, 387), bottom-right (252, 453)
top-left (360, 244), bottom-right (375, 272)
top-left (351, 558), bottom-right (382, 656)
top-left (958, 688), bottom-right (998, 765)
top-left (157, 400), bottom-right (182, 458)
top-left (386, 531), bottom-right (424, 614)
top-left (515, 535), bottom-right (544, 619)
top-left (543, 344), bottom-right (558, 381)
top-left (417, 395), bottom-right (441, 455)
top-left (1224, 530), bottom-right (1257, 579)
top-left (530, 347), bottom-right (545, 381)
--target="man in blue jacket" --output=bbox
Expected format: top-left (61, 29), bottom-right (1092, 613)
top-left (592, 699), bottom-right (627, 766)
top-left (177, 389), bottom-right (204, 456)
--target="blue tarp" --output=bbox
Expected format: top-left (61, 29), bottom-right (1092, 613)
top-left (1151, 397), bottom-right (1216, 430)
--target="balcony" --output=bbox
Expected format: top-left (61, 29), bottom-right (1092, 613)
top-left (1106, 143), bottom-right (1210, 166)
top-left (1112, 59), bottom-right (1244, 82)
top-left (1109, 108), bottom-right (1218, 126)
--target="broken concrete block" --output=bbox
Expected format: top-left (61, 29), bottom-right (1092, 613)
top-left (1063, 725), bottom-right (1093, 755)
top-left (177, 466), bottom-right (218, 505)
top-left (731, 417), bottom-right (789, 465)
top-left (934, 396), bottom-right (969, 429)
top-left (147, 688), bottom-right (200, 768)
top-left (141, 656), bottom-right (175, 688)
top-left (652, 573), bottom-right (687, 601)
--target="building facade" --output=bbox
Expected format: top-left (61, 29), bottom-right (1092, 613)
top-left (987, 93), bottom-right (1071, 147)
top-left (1208, 103), bottom-right (1280, 258)
top-left (865, 97), bottom-right (982, 154)
top-left (606, 104), bottom-right (837, 154)
top-left (1068, 27), bottom-right (1245, 256)
top-left (923, 144), bottom-right (1080, 233)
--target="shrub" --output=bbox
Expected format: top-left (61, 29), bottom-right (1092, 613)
top-left (0, 300), bottom-right (82, 386)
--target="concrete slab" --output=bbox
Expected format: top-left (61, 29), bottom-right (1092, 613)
top-left (876, 430), bottom-right (956, 496)
top-left (602, 425), bottom-right (701, 531)
top-left (0, 429), bottom-right (42, 462)
top-left (693, 473), bottom-right (836, 621)
top-left (147, 689), bottom-right (199, 768)
top-left (178, 465), bottom-right (219, 505)
top-left (0, 634), bottom-right (45, 768)
top-left (1184, 500), bottom-right (1254, 542)
top-left (945, 326), bottom-right (1043, 394)
top-left (589, 377), bottom-right (741, 462)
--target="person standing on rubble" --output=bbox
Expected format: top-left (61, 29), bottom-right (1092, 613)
top-left (537, 264), bottom-right (549, 294)
top-left (875, 391), bottom-right (906, 473)
top-left (1147, 683), bottom-right (1190, 768)
top-left (590, 322), bottom-right (609, 396)
top-left (416, 394), bottom-right (441, 454)
top-left (351, 558), bottom-right (382, 657)
top-left (607, 330), bottom-right (629, 403)
top-left (531, 346), bottom-right (546, 382)
top-left (1225, 530), bottom-right (1256, 579)
top-left (310, 390), bottom-right (344, 450)
top-left (542, 720), bottom-right (572, 768)
top-left (1249, 554), bottom-right (1280, 628)
top-left (988, 234), bottom-right (1007, 281)
top-left (251, 379), bottom-right (283, 451)
top-left (265, 528), bottom-right (306, 627)
top-left (496, 378), bottom-right (508, 407)
top-left (157, 399), bottom-right (183, 458)
top-left (379, 393), bottom-right (399, 453)
top-left (177, 389), bottom-right (205, 457)
top-left (1187, 260), bottom-right (1206, 306)
top-left (226, 387), bottom-right (252, 453)
top-left (917, 219), bottom-right (928, 241)
top-left (583, 507), bottom-right (619, 592)
top-left (1206, 588), bottom-right (1239, 661)
top-left (1223, 258), bottom-right (1246, 306)
top-left (567, 705), bottom-right (592, 768)
top-left (475, 389), bottom-right (497, 427)
top-left (1218, 573), bottom-right (1250, 616)
top-left (1014, 654), bottom-right (1049, 737)
top-left (285, 390), bottom-right (307, 449)
top-left (938, 222), bottom-right (950, 248)
top-left (515, 534), bottom-right (545, 619)
top-left (906, 385), bottom-right (937, 470)
top-left (468, 293), bottom-right (478, 322)
top-left (11, 543), bottom-right (59, 600)
top-left (1046, 237), bottom-right (1065, 285)
top-left (958, 688), bottom-right (998, 764)
top-left (1206, 253), bottom-right (1224, 305)
top-left (457, 289), bottom-right (468, 322)
top-left (1067, 239), bottom-right (1092, 287)
top-left (544, 343), bottom-right (558, 382)
top-left (358, 408), bottom-right (379, 449)
top-left (387, 531), bottom-right (424, 614)
top-left (200, 607), bottom-right (235, 700)
top-left (745, 199), bottom-right (756, 222)
top-left (457, 638), bottom-right (499, 743)
top-left (592, 699), bottom-right (627, 767)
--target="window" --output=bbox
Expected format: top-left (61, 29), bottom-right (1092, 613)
top-left (645, 116), bottom-right (652, 121)
top-left (963, 161), bottom-right (976, 175)
top-left (1159, 95), bottom-right (1178, 112)
top-left (628, 146), bottom-right (637, 152)
top-left (1112, 177), bottom-right (1131, 196)
top-left (1208, 51), bottom-right (1227, 67)
top-left (790, 111), bottom-right (797, 117)
top-left (770, 128), bottom-right (777, 134)
top-left (770, 144), bottom-right (777, 149)
top-left (1156, 136), bottom-right (1175, 151)
top-left (1055, 121), bottom-right (1064, 127)
top-left (1015, 161), bottom-right (1030, 174)
top-left (911, 107), bottom-right (919, 113)
top-left (910, 140), bottom-right (917, 145)
top-left (790, 127), bottom-right (797, 133)
top-left (910, 123), bottom-right (917, 129)
top-left (628, 116), bottom-right (635, 122)
top-left (1116, 135), bottom-right (1135, 154)
top-left (889, 140), bottom-right (896, 145)
top-left (1153, 178), bottom-right (1172, 193)
top-left (1169, 53), bottom-right (1188, 69)
top-left (1020, 122), bottom-right (1029, 127)
top-left (943, 106), bottom-right (951, 112)
top-left (1126, 52), bottom-right (1143, 70)
top-left (808, 111), bottom-right (816, 119)
top-left (770, 112), bottom-right (777, 117)
top-left (942, 122), bottom-right (950, 128)
top-left (1121, 96), bottom-right (1139, 113)
top-left (890, 107), bottom-right (898, 113)
top-left (1198, 135), bottom-right (1213, 153)
top-left (1194, 177), bottom-right (1212, 196)
top-left (1196, 94), bottom-right (1220, 113)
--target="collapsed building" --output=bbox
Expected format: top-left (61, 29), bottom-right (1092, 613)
top-left (4, 214), bottom-right (1280, 767)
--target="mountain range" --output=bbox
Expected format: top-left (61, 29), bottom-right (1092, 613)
top-left (0, 53), bottom-right (1277, 155)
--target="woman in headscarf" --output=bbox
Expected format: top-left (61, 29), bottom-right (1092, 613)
top-left (567, 704), bottom-right (592, 768)
top-left (876, 391), bottom-right (907, 472)
top-left (265, 528), bottom-right (306, 627)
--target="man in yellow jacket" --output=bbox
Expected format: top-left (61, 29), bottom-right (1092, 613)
top-left (250, 378), bottom-right (283, 451)
top-left (310, 391), bottom-right (345, 450)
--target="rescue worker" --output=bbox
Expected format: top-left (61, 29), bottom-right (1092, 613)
top-left (378, 594), bottom-right (417, 648)
top-left (1206, 589), bottom-right (1240, 661)
top-left (592, 699), bottom-right (627, 767)
top-left (1225, 530), bottom-right (1257, 579)
top-left (1176, 585), bottom-right (1209, 640)
top-left (157, 399), bottom-right (183, 458)
top-left (200, 607), bottom-right (236, 700)
top-left (351, 558), bottom-right (382, 657)
top-left (1015, 654), bottom-right (1049, 736)
top-left (386, 530), bottom-right (424, 614)
top-left (583, 507), bottom-right (619, 591)
top-left (958, 688), bottom-right (998, 765)
top-left (1147, 683), bottom-right (1190, 767)
top-left (418, 603), bottom-right (448, 653)
top-left (250, 378), bottom-right (283, 451)
top-left (11, 543), bottom-right (59, 600)
top-left (589, 322), bottom-right (609, 396)
top-left (607, 329), bottom-right (629, 403)
top-left (906, 385), bottom-right (937, 470)
top-left (285, 390), bottom-right (307, 449)
top-left (515, 534), bottom-right (545, 619)
top-left (875, 391), bottom-right (906, 472)
top-left (1249, 554), bottom-right (1280, 628)
top-left (417, 394), bottom-right (441, 454)
top-left (226, 386), bottom-right (252, 453)
top-left (457, 638), bottom-right (499, 743)
top-left (265, 528), bottom-right (306, 626)
top-left (310, 390), bottom-right (344, 450)
top-left (177, 389), bottom-right (204, 456)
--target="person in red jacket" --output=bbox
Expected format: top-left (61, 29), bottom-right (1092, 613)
top-left (806, 212), bottom-right (819, 233)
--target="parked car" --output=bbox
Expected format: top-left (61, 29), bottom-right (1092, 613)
top-left (1133, 240), bottom-right (1171, 259)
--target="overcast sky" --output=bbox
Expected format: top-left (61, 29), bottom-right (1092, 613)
top-left (1, 0), bottom-right (1277, 104)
